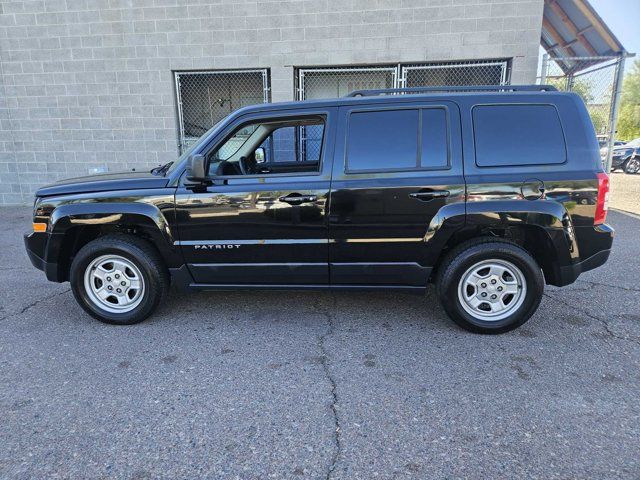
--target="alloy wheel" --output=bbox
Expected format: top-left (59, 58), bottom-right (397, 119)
top-left (457, 259), bottom-right (527, 321)
top-left (83, 254), bottom-right (145, 313)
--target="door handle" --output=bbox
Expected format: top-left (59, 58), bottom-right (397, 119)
top-left (409, 190), bottom-right (450, 201)
top-left (278, 194), bottom-right (318, 205)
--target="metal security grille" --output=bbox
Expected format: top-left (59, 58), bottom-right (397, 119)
top-left (401, 60), bottom-right (510, 87)
top-left (174, 69), bottom-right (270, 153)
top-left (297, 66), bottom-right (397, 100)
top-left (538, 54), bottom-right (628, 170)
top-left (296, 60), bottom-right (510, 101)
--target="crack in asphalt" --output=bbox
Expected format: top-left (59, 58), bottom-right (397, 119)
top-left (543, 292), bottom-right (639, 346)
top-left (0, 288), bottom-right (71, 322)
top-left (575, 278), bottom-right (640, 293)
top-left (315, 294), bottom-right (342, 480)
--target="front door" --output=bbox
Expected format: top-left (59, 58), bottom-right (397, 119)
top-left (328, 102), bottom-right (464, 287)
top-left (175, 108), bottom-right (336, 285)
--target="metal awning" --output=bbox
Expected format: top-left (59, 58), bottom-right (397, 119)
top-left (541, 0), bottom-right (627, 73)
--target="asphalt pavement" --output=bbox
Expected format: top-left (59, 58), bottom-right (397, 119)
top-left (0, 206), bottom-right (638, 479)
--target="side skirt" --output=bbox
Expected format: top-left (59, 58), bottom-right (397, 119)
top-left (169, 265), bottom-right (427, 295)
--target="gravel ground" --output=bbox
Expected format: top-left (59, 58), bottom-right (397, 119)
top-left (0, 206), bottom-right (639, 479)
top-left (611, 171), bottom-right (640, 216)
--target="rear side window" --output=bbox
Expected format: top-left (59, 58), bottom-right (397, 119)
top-left (473, 104), bottom-right (566, 167)
top-left (346, 107), bottom-right (449, 173)
top-left (347, 109), bottom-right (418, 172)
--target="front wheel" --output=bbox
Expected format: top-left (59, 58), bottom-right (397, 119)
top-left (624, 157), bottom-right (640, 174)
top-left (436, 239), bottom-right (544, 334)
top-left (70, 235), bottom-right (169, 325)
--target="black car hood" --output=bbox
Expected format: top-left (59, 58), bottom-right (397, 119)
top-left (35, 171), bottom-right (171, 197)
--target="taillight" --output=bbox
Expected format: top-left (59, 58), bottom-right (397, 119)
top-left (594, 172), bottom-right (609, 225)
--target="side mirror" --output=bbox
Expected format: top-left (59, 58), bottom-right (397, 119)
top-left (255, 147), bottom-right (266, 164)
top-left (185, 154), bottom-right (208, 182)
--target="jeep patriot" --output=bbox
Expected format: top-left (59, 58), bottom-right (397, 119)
top-left (24, 85), bottom-right (614, 333)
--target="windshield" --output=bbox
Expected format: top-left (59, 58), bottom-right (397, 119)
top-left (624, 138), bottom-right (640, 148)
top-left (165, 121), bottom-right (222, 175)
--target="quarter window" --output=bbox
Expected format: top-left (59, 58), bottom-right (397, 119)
top-left (473, 104), bottom-right (566, 167)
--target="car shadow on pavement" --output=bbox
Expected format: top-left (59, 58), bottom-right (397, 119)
top-left (156, 286), bottom-right (459, 334)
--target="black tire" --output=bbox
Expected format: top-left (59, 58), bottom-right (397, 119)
top-left (624, 157), bottom-right (640, 174)
top-left (436, 238), bottom-right (544, 334)
top-left (69, 235), bottom-right (169, 325)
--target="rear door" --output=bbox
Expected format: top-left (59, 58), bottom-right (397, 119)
top-left (328, 101), bottom-right (464, 287)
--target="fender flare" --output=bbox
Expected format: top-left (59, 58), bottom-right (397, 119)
top-left (45, 202), bottom-right (180, 280)
top-left (50, 202), bottom-right (174, 245)
top-left (424, 200), bottom-right (576, 273)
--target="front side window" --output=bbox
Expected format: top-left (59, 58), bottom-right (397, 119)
top-left (208, 116), bottom-right (325, 176)
top-left (213, 124), bottom-right (260, 161)
top-left (346, 107), bottom-right (450, 173)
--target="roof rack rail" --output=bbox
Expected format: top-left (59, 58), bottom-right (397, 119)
top-left (346, 85), bottom-right (558, 97)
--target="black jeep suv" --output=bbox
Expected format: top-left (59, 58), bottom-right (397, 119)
top-left (24, 85), bottom-right (614, 334)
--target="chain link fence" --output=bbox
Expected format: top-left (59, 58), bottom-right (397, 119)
top-left (297, 66), bottom-right (397, 100)
top-left (538, 54), bottom-right (627, 170)
top-left (402, 60), bottom-right (509, 88)
top-left (296, 60), bottom-right (510, 101)
top-left (174, 69), bottom-right (270, 153)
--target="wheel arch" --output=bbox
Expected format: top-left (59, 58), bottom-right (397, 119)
top-left (426, 200), bottom-right (575, 286)
top-left (47, 203), bottom-right (180, 282)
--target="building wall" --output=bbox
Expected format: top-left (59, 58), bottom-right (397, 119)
top-left (0, 0), bottom-right (544, 204)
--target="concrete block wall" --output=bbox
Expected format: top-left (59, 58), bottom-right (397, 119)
top-left (0, 0), bottom-right (544, 204)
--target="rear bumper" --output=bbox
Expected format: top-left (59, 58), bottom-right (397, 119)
top-left (555, 223), bottom-right (614, 286)
top-left (558, 248), bottom-right (611, 286)
top-left (24, 232), bottom-right (62, 282)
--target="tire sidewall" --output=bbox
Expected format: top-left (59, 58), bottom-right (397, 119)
top-left (440, 244), bottom-right (544, 333)
top-left (70, 242), bottom-right (160, 325)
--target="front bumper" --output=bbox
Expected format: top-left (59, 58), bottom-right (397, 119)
top-left (24, 232), bottom-right (62, 282)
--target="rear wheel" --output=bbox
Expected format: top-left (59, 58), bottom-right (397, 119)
top-left (436, 239), bottom-right (544, 334)
top-left (70, 235), bottom-right (169, 325)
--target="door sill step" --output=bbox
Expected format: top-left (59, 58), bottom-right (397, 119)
top-left (185, 283), bottom-right (426, 293)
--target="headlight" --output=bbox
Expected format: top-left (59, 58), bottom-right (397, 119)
top-left (33, 196), bottom-right (41, 216)
top-left (32, 197), bottom-right (51, 231)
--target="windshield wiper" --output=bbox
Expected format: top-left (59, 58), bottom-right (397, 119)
top-left (151, 161), bottom-right (173, 176)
